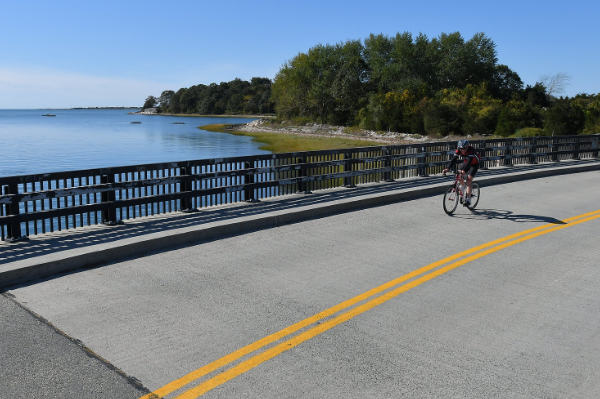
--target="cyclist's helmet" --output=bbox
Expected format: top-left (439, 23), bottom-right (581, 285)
top-left (457, 139), bottom-right (469, 149)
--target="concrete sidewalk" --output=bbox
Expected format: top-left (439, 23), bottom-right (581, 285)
top-left (1, 160), bottom-right (599, 289)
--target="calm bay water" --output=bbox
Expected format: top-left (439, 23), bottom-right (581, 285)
top-left (0, 109), bottom-right (269, 177)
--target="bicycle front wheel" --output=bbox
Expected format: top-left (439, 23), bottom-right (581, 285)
top-left (467, 183), bottom-right (480, 210)
top-left (443, 185), bottom-right (459, 215)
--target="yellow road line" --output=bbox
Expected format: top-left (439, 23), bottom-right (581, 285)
top-left (141, 209), bottom-right (600, 399)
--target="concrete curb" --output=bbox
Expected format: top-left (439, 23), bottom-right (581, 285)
top-left (2, 161), bottom-right (599, 289)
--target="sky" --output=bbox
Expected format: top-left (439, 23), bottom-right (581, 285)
top-left (1, 0), bottom-right (598, 108)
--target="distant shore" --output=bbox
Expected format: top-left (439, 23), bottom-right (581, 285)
top-left (0, 107), bottom-right (140, 111)
top-left (132, 111), bottom-right (275, 118)
top-left (72, 107), bottom-right (140, 110)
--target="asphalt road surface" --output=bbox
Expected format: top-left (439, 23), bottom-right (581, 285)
top-left (3, 170), bottom-right (600, 398)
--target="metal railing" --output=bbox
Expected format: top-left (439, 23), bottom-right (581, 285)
top-left (1, 135), bottom-right (598, 241)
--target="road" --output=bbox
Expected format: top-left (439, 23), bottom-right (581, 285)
top-left (3, 170), bottom-right (600, 398)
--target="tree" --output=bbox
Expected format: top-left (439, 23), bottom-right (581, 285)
top-left (461, 84), bottom-right (502, 135)
top-left (169, 89), bottom-right (185, 113)
top-left (541, 73), bottom-right (570, 98)
top-left (226, 93), bottom-right (244, 114)
top-left (140, 31), bottom-right (597, 138)
top-left (157, 90), bottom-right (174, 112)
top-left (572, 94), bottom-right (600, 134)
top-left (423, 100), bottom-right (462, 136)
top-left (413, 33), bottom-right (436, 92)
top-left (358, 93), bottom-right (385, 130)
top-left (142, 95), bottom-right (157, 109)
top-left (495, 99), bottom-right (541, 136)
top-left (524, 83), bottom-right (549, 108)
top-left (330, 40), bottom-right (367, 124)
top-left (305, 44), bottom-right (338, 122)
top-left (363, 34), bottom-right (394, 93)
top-left (544, 98), bottom-right (584, 135)
top-left (433, 32), bottom-right (498, 90)
top-left (153, 78), bottom-right (273, 115)
top-left (272, 54), bottom-right (313, 118)
top-left (491, 65), bottom-right (523, 101)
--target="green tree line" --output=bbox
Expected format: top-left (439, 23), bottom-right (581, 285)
top-left (271, 32), bottom-right (600, 136)
top-left (143, 77), bottom-right (274, 115)
top-left (143, 31), bottom-right (600, 137)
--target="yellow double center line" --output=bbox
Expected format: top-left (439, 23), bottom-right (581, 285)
top-left (142, 209), bottom-right (600, 399)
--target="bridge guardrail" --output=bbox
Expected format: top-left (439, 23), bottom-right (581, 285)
top-left (1, 135), bottom-right (598, 241)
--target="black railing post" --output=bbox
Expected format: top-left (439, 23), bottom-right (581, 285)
top-left (180, 164), bottom-right (195, 212)
top-left (296, 155), bottom-right (311, 194)
top-left (417, 146), bottom-right (427, 177)
top-left (344, 150), bottom-right (355, 188)
top-left (383, 147), bottom-right (394, 182)
top-left (101, 174), bottom-right (118, 225)
top-left (504, 140), bottom-right (513, 166)
top-left (573, 137), bottom-right (580, 160)
top-left (243, 161), bottom-right (258, 202)
top-left (479, 141), bottom-right (488, 170)
top-left (592, 136), bottom-right (599, 159)
top-left (551, 137), bottom-right (559, 162)
top-left (5, 182), bottom-right (23, 242)
top-left (529, 137), bottom-right (538, 164)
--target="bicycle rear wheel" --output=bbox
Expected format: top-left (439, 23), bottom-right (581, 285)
top-left (467, 183), bottom-right (480, 210)
top-left (443, 185), bottom-right (459, 215)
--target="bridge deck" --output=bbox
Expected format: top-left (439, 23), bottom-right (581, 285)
top-left (5, 168), bottom-right (600, 398)
top-left (2, 160), bottom-right (600, 289)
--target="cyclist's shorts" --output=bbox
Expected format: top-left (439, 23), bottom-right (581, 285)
top-left (463, 164), bottom-right (478, 177)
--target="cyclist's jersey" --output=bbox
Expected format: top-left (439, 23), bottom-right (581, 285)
top-left (447, 146), bottom-right (480, 171)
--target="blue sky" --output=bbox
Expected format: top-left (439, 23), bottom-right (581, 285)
top-left (1, 0), bottom-right (598, 108)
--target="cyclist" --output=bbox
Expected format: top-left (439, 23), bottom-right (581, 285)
top-left (442, 139), bottom-right (480, 206)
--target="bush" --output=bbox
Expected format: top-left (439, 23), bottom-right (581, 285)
top-left (495, 99), bottom-right (542, 137)
top-left (290, 116), bottom-right (315, 125)
top-left (581, 127), bottom-right (600, 135)
top-left (423, 102), bottom-right (462, 136)
top-left (544, 98), bottom-right (584, 135)
top-left (513, 127), bottom-right (544, 137)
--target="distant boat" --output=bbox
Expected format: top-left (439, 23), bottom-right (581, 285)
top-left (130, 121), bottom-right (142, 124)
top-left (173, 122), bottom-right (185, 124)
top-left (42, 114), bottom-right (56, 117)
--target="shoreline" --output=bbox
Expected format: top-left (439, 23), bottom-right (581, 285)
top-left (198, 119), bottom-right (501, 153)
top-left (215, 119), bottom-right (433, 144)
top-left (199, 123), bottom-right (383, 153)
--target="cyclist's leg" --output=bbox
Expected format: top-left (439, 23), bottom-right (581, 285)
top-left (458, 173), bottom-right (467, 199)
top-left (466, 165), bottom-right (478, 197)
top-left (459, 165), bottom-right (470, 193)
top-left (466, 175), bottom-right (473, 197)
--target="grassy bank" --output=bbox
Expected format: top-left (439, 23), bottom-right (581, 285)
top-left (199, 124), bottom-right (381, 153)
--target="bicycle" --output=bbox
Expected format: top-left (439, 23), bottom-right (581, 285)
top-left (442, 168), bottom-right (480, 215)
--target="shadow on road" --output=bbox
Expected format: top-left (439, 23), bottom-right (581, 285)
top-left (452, 208), bottom-right (567, 224)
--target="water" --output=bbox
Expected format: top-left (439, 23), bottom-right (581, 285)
top-left (0, 109), bottom-right (269, 177)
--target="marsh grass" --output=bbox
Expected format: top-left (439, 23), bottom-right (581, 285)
top-left (199, 124), bottom-right (381, 153)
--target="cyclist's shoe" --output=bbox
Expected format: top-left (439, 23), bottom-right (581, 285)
top-left (464, 198), bottom-right (471, 207)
